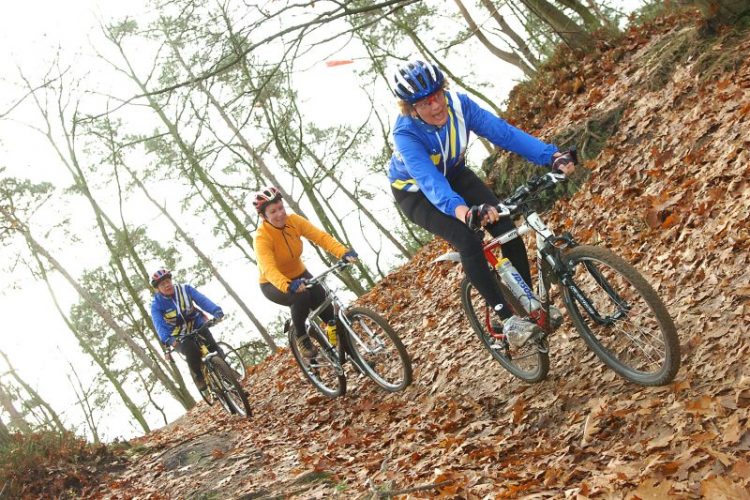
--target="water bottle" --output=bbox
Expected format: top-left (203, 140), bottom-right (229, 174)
top-left (496, 258), bottom-right (542, 315)
top-left (326, 320), bottom-right (337, 346)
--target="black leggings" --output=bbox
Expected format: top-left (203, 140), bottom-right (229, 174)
top-left (175, 328), bottom-right (221, 383)
top-left (260, 270), bottom-right (334, 337)
top-left (392, 167), bottom-right (531, 319)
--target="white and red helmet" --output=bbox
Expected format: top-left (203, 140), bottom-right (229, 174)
top-left (150, 268), bottom-right (172, 287)
top-left (252, 185), bottom-right (282, 215)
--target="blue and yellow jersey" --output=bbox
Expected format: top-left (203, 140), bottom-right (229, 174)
top-left (150, 284), bottom-right (223, 345)
top-left (388, 91), bottom-right (558, 216)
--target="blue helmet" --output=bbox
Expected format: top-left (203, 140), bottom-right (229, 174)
top-left (392, 60), bottom-right (445, 104)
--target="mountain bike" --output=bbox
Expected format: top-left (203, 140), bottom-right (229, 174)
top-left (287, 261), bottom-right (413, 398)
top-left (216, 341), bottom-right (247, 381)
top-left (438, 170), bottom-right (680, 386)
top-left (169, 318), bottom-right (252, 417)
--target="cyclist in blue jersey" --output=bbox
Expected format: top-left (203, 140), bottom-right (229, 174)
top-left (150, 268), bottom-right (224, 391)
top-left (388, 59), bottom-right (576, 347)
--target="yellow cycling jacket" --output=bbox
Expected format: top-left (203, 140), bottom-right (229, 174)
top-left (255, 213), bottom-right (348, 293)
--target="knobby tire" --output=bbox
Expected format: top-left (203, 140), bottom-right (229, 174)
top-left (288, 325), bottom-right (346, 398)
top-left (344, 307), bottom-right (413, 392)
top-left (461, 275), bottom-right (550, 383)
top-left (561, 245), bottom-right (680, 386)
top-left (208, 357), bottom-right (252, 417)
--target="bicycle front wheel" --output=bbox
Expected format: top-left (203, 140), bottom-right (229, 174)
top-left (561, 245), bottom-right (680, 386)
top-left (208, 357), bottom-right (252, 417)
top-left (344, 307), bottom-right (412, 392)
top-left (460, 276), bottom-right (549, 383)
top-left (288, 326), bottom-right (346, 398)
top-left (217, 341), bottom-right (247, 381)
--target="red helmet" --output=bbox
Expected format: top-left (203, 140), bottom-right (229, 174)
top-left (150, 268), bottom-right (172, 287)
top-left (252, 186), bottom-right (282, 215)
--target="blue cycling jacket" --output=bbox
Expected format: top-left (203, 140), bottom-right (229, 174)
top-left (388, 91), bottom-right (558, 216)
top-left (150, 284), bottom-right (223, 345)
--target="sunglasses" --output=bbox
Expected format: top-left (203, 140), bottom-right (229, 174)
top-left (414, 90), bottom-right (445, 110)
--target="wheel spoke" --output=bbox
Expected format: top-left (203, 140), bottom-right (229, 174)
top-left (461, 276), bottom-right (549, 383)
top-left (563, 246), bottom-right (679, 386)
top-left (345, 308), bottom-right (412, 392)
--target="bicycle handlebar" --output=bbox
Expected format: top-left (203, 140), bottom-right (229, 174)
top-left (497, 171), bottom-right (568, 214)
top-left (165, 316), bottom-right (223, 352)
top-left (303, 260), bottom-right (350, 287)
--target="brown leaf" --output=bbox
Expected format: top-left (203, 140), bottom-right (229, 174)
top-left (700, 475), bottom-right (750, 500)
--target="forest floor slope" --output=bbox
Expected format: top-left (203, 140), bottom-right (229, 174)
top-left (57, 12), bottom-right (750, 499)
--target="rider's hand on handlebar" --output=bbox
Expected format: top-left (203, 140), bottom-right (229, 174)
top-left (289, 278), bottom-right (307, 294)
top-left (465, 204), bottom-right (499, 230)
top-left (551, 149), bottom-right (577, 175)
top-left (342, 249), bottom-right (359, 263)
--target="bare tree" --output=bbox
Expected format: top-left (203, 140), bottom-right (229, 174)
top-left (453, 0), bottom-right (537, 77)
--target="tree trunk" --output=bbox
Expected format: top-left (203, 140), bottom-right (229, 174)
top-left (0, 419), bottom-right (11, 444)
top-left (0, 352), bottom-right (66, 434)
top-left (104, 30), bottom-right (257, 258)
top-left (30, 250), bottom-right (152, 434)
top-left (690, 0), bottom-right (750, 26)
top-left (0, 383), bottom-right (31, 433)
top-left (519, 0), bottom-right (595, 52)
top-left (554, 0), bottom-right (601, 31)
top-left (453, 0), bottom-right (537, 77)
top-left (67, 363), bottom-right (102, 443)
top-left (480, 0), bottom-right (542, 68)
top-left (162, 23), bottom-right (308, 220)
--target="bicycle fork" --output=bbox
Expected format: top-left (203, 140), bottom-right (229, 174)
top-left (561, 262), bottom-right (631, 326)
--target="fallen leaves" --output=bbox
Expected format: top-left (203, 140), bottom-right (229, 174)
top-left (28, 11), bottom-right (750, 500)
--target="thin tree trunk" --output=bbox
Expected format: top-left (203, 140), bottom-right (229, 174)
top-left (519, 0), bottom-right (595, 52)
top-left (30, 250), bottom-right (152, 433)
top-left (0, 419), bottom-right (10, 444)
top-left (161, 23), bottom-right (308, 219)
top-left (0, 383), bottom-right (31, 433)
top-left (453, 0), bottom-right (537, 77)
top-left (66, 363), bottom-right (102, 443)
top-left (103, 29), bottom-right (256, 257)
top-left (480, 0), bottom-right (542, 68)
top-left (0, 352), bottom-right (66, 434)
top-left (554, 0), bottom-right (601, 31)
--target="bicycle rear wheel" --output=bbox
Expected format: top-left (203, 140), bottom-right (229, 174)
top-left (208, 357), bottom-right (252, 417)
top-left (344, 307), bottom-right (412, 392)
top-left (561, 245), bottom-right (680, 386)
top-left (461, 275), bottom-right (549, 383)
top-left (288, 325), bottom-right (346, 398)
top-left (217, 341), bottom-right (247, 381)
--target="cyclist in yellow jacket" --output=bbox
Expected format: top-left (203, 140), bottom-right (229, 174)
top-left (253, 186), bottom-right (358, 356)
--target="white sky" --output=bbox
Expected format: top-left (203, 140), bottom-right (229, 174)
top-left (0, 0), bottom-right (642, 441)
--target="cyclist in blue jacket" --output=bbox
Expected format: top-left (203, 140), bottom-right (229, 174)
top-left (388, 59), bottom-right (576, 347)
top-left (150, 268), bottom-right (224, 391)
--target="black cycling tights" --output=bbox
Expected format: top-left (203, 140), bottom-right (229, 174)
top-left (393, 167), bottom-right (532, 319)
top-left (261, 270), bottom-right (335, 338)
top-left (175, 328), bottom-right (221, 384)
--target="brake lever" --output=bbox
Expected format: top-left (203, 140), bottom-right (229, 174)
top-left (496, 204), bottom-right (512, 217)
top-left (547, 171), bottom-right (567, 184)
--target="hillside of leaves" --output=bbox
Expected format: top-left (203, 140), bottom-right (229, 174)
top-left (21, 11), bottom-right (750, 500)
